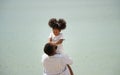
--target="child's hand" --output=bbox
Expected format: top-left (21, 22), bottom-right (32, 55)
top-left (51, 43), bottom-right (57, 46)
top-left (49, 42), bottom-right (57, 46)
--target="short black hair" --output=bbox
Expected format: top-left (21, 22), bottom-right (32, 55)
top-left (44, 43), bottom-right (57, 56)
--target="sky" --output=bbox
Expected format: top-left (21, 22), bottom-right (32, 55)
top-left (0, 0), bottom-right (120, 75)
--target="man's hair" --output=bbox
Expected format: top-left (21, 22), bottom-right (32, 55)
top-left (44, 43), bottom-right (57, 56)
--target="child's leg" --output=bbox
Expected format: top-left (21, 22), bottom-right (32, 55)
top-left (67, 65), bottom-right (74, 75)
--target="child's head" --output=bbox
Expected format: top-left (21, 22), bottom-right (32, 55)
top-left (44, 43), bottom-right (57, 56)
top-left (48, 18), bottom-right (66, 36)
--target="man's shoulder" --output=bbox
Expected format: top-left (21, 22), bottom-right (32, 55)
top-left (42, 54), bottom-right (49, 59)
top-left (54, 53), bottom-right (68, 58)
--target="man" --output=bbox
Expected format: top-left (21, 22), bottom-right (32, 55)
top-left (41, 43), bottom-right (74, 75)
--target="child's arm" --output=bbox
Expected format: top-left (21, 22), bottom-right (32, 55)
top-left (55, 39), bottom-right (64, 45)
top-left (48, 39), bottom-right (64, 46)
top-left (48, 37), bottom-right (52, 43)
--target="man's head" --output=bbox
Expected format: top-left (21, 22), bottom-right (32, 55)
top-left (44, 43), bottom-right (57, 56)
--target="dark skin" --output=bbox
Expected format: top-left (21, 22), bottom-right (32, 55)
top-left (49, 38), bottom-right (63, 45)
top-left (67, 65), bottom-right (74, 75)
top-left (48, 28), bottom-right (64, 45)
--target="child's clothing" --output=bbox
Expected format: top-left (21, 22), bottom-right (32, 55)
top-left (49, 32), bottom-right (65, 53)
top-left (41, 53), bottom-right (73, 75)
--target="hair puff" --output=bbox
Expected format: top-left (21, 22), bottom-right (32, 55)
top-left (58, 19), bottom-right (66, 30)
top-left (48, 18), bottom-right (66, 30)
top-left (48, 18), bottom-right (57, 28)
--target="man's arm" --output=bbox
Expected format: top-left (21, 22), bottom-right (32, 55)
top-left (67, 65), bottom-right (74, 75)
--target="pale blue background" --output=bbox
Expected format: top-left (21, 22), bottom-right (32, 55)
top-left (0, 0), bottom-right (120, 75)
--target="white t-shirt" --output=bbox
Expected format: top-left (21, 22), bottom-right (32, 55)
top-left (41, 54), bottom-right (73, 75)
top-left (49, 32), bottom-right (65, 53)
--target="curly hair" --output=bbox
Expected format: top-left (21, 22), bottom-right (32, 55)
top-left (44, 43), bottom-right (57, 56)
top-left (48, 18), bottom-right (66, 30)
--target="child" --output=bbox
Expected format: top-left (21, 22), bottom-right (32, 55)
top-left (48, 18), bottom-right (66, 53)
top-left (47, 18), bottom-right (74, 75)
top-left (42, 43), bottom-right (73, 75)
